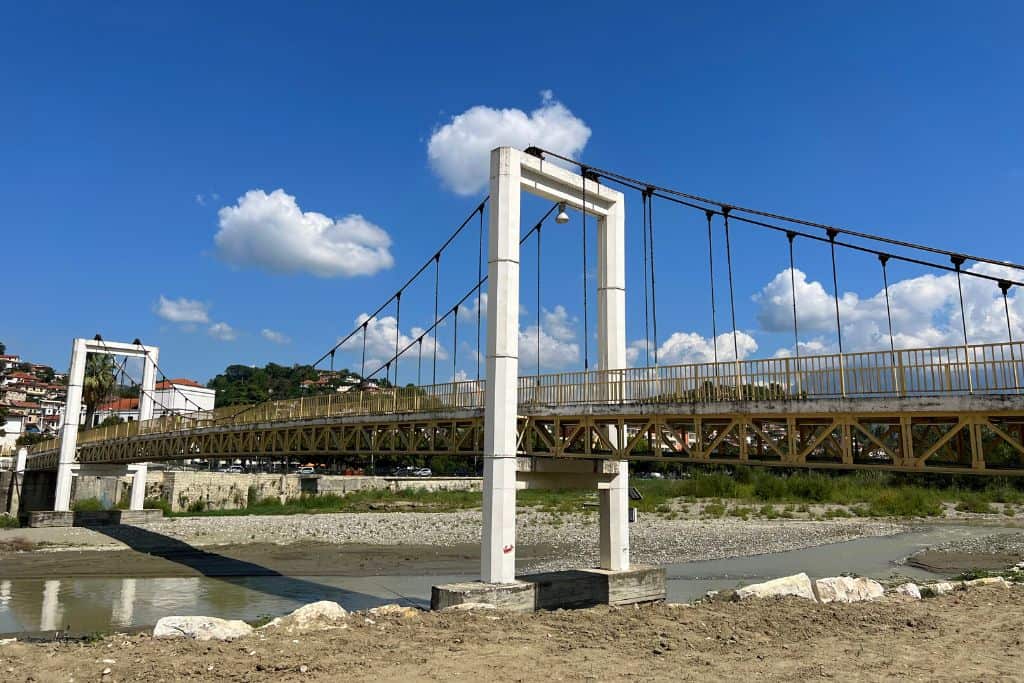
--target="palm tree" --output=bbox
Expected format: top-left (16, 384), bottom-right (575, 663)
top-left (82, 354), bottom-right (117, 429)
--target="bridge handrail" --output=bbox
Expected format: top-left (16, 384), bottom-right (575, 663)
top-left (26, 340), bottom-right (1024, 457)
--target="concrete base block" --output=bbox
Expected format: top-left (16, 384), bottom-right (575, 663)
top-left (431, 566), bottom-right (666, 612)
top-left (26, 509), bottom-right (164, 527)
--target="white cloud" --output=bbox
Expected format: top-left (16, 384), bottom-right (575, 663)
top-left (155, 296), bottom-right (210, 324)
top-left (215, 189), bottom-right (394, 277)
top-left (543, 305), bottom-right (576, 342)
top-left (340, 313), bottom-right (446, 376)
top-left (195, 192), bottom-right (220, 206)
top-left (519, 305), bottom-right (580, 372)
top-left (628, 330), bottom-right (758, 367)
top-left (756, 264), bottom-right (1024, 355)
top-left (261, 328), bottom-right (291, 345)
top-left (207, 322), bottom-right (237, 341)
top-left (427, 92), bottom-right (592, 196)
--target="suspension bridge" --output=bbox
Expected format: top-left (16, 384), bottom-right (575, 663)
top-left (14, 147), bottom-right (1024, 587)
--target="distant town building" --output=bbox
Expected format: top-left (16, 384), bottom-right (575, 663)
top-left (92, 378), bottom-right (216, 426)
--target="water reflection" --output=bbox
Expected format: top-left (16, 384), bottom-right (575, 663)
top-left (0, 573), bottom-right (470, 635)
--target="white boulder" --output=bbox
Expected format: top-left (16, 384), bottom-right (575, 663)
top-left (154, 616), bottom-right (253, 641)
top-left (814, 576), bottom-right (885, 604)
top-left (924, 581), bottom-right (961, 596)
top-left (260, 601), bottom-right (348, 631)
top-left (735, 573), bottom-right (817, 602)
top-left (891, 583), bottom-right (922, 600)
top-left (964, 577), bottom-right (1010, 589)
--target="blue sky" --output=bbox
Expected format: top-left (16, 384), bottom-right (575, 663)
top-left (2, 1), bottom-right (1022, 384)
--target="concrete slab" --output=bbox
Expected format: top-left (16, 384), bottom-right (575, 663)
top-left (431, 566), bottom-right (666, 612)
top-left (26, 509), bottom-right (164, 528)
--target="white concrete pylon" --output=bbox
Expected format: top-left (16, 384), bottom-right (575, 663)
top-left (53, 338), bottom-right (159, 512)
top-left (481, 147), bottom-right (628, 583)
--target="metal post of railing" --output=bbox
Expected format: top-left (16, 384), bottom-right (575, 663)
top-left (838, 353), bottom-right (847, 398)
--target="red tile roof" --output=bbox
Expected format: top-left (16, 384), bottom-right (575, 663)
top-left (97, 397), bottom-right (139, 411)
top-left (156, 378), bottom-right (204, 390)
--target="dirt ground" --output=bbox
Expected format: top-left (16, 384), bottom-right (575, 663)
top-left (2, 586), bottom-right (1022, 682)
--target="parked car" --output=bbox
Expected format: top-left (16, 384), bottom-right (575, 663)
top-left (297, 466), bottom-right (316, 475)
top-left (225, 465), bottom-right (244, 474)
top-left (413, 467), bottom-right (432, 477)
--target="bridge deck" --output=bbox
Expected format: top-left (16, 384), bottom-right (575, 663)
top-left (26, 341), bottom-right (1024, 475)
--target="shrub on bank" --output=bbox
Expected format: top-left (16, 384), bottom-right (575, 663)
top-left (72, 497), bottom-right (106, 512)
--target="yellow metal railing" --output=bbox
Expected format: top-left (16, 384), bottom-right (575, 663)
top-left (27, 340), bottom-right (1024, 456)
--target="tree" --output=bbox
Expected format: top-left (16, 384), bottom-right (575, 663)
top-left (98, 415), bottom-right (124, 427)
top-left (0, 403), bottom-right (7, 437)
top-left (16, 432), bottom-right (48, 447)
top-left (0, 341), bottom-right (5, 355)
top-left (82, 353), bottom-right (116, 429)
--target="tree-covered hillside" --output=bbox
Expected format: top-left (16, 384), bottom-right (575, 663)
top-left (207, 363), bottom-right (374, 407)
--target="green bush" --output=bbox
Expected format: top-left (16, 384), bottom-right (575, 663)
top-left (0, 514), bottom-right (19, 529)
top-left (955, 494), bottom-right (994, 514)
top-left (143, 498), bottom-right (172, 516)
top-left (864, 488), bottom-right (943, 517)
top-left (72, 497), bottom-right (106, 512)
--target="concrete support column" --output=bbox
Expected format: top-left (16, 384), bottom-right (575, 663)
top-left (482, 147), bottom-right (522, 584)
top-left (54, 339), bottom-right (87, 512)
top-left (599, 460), bottom-right (630, 571)
top-left (7, 448), bottom-right (27, 516)
top-left (131, 347), bottom-right (158, 511)
top-left (596, 175), bottom-right (629, 572)
top-left (129, 463), bottom-right (148, 511)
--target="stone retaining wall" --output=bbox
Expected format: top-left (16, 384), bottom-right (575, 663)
top-left (155, 472), bottom-right (482, 512)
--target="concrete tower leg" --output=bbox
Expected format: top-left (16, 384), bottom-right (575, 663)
top-left (597, 186), bottom-right (630, 571)
top-left (129, 347), bottom-right (158, 511)
top-left (54, 339), bottom-right (87, 512)
top-left (481, 147), bottom-right (522, 584)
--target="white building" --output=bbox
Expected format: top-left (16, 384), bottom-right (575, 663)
top-left (91, 378), bottom-right (216, 427)
top-left (0, 413), bottom-right (25, 454)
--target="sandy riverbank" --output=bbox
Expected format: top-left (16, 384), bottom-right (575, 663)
top-left (1, 586), bottom-right (1021, 681)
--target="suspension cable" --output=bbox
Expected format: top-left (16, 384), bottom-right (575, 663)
top-left (705, 210), bottom-right (720, 369)
top-left (787, 232), bottom-right (800, 358)
top-left (362, 204), bottom-right (560, 383)
top-left (530, 147), bottom-right (1024, 275)
top-left (952, 256), bottom-right (970, 347)
top-left (360, 322), bottom-right (368, 377)
top-left (452, 304), bottom-right (459, 380)
top-left (537, 217), bottom-right (542, 377)
top-left (393, 291), bottom-right (401, 385)
top-left (432, 253), bottom-right (440, 384)
top-left (1001, 281), bottom-right (1015, 345)
top-left (879, 254), bottom-right (899, 394)
top-left (648, 188), bottom-right (660, 365)
top-left (952, 255), bottom-right (974, 393)
top-left (417, 337), bottom-right (423, 386)
top-left (312, 199), bottom-right (487, 368)
top-left (1000, 280), bottom-right (1018, 388)
top-left (722, 207), bottom-right (740, 364)
top-left (476, 206), bottom-right (484, 382)
top-left (641, 190), bottom-right (651, 367)
top-left (581, 168), bottom-right (590, 371)
top-left (828, 230), bottom-right (846, 396)
top-left (879, 255), bottom-right (897, 356)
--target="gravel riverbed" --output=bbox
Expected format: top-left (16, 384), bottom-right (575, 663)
top-left (111, 511), bottom-right (907, 571)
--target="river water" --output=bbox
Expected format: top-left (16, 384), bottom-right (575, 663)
top-left (0, 524), bottom-right (1005, 636)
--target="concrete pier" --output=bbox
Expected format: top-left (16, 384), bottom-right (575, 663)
top-left (431, 566), bottom-right (666, 612)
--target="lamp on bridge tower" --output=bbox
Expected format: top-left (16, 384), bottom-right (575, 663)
top-left (555, 202), bottom-right (570, 224)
